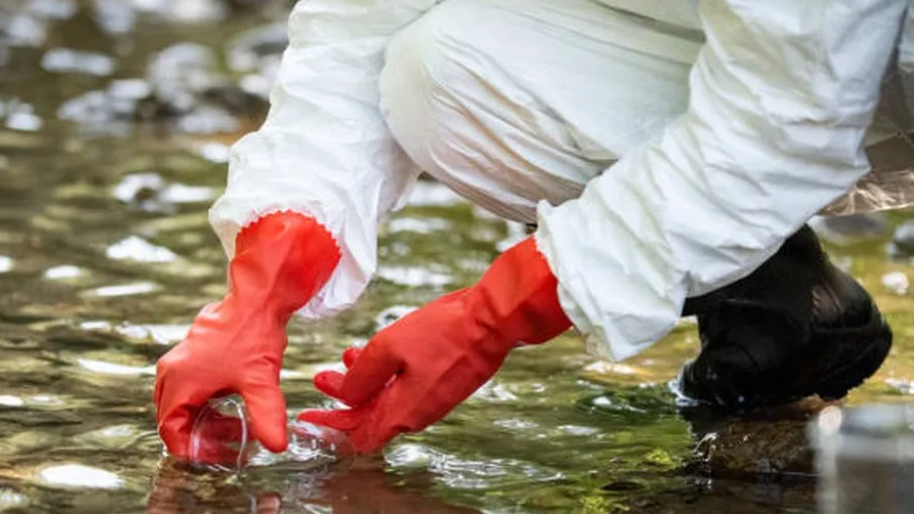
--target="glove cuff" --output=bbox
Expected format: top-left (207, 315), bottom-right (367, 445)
top-left (229, 211), bottom-right (341, 317)
top-left (474, 237), bottom-right (572, 348)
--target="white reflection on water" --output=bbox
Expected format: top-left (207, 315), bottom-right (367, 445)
top-left (115, 323), bottom-right (190, 345)
top-left (36, 464), bottom-right (123, 489)
top-left (106, 236), bottom-right (178, 263)
top-left (85, 282), bottom-right (159, 297)
top-left (0, 488), bottom-right (28, 510)
top-left (376, 266), bottom-right (452, 287)
top-left (0, 395), bottom-right (25, 407)
top-left (76, 358), bottom-right (155, 376)
top-left (44, 265), bottom-right (82, 279)
top-left (41, 48), bottom-right (115, 76)
top-left (385, 443), bottom-right (563, 490)
top-left (406, 181), bottom-right (465, 207)
top-left (387, 217), bottom-right (450, 234)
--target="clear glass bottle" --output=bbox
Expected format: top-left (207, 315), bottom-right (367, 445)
top-left (188, 395), bottom-right (354, 473)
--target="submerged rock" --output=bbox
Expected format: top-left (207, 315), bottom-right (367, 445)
top-left (90, 0), bottom-right (285, 36)
top-left (681, 398), bottom-right (833, 479)
top-left (0, 97), bottom-right (43, 132)
top-left (226, 21), bottom-right (287, 73)
top-left (882, 271), bottom-right (910, 295)
top-left (128, 0), bottom-right (228, 24)
top-left (23, 0), bottom-right (78, 20)
top-left (58, 81), bottom-right (147, 133)
top-left (112, 172), bottom-right (216, 213)
top-left (692, 419), bottom-right (813, 478)
top-left (888, 219), bottom-right (914, 259)
top-left (41, 48), bottom-right (116, 76)
top-left (226, 22), bottom-right (286, 98)
top-left (1, 13), bottom-right (48, 47)
top-left (0, 0), bottom-right (78, 48)
top-left (58, 42), bottom-right (268, 134)
top-left (91, 0), bottom-right (137, 36)
top-left (808, 213), bottom-right (889, 247)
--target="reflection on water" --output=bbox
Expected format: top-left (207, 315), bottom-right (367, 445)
top-left (3, 0), bottom-right (914, 513)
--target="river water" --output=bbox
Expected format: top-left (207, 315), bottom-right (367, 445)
top-left (3, 1), bottom-right (914, 513)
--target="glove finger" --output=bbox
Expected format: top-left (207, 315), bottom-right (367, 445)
top-left (297, 407), bottom-right (364, 433)
top-left (158, 407), bottom-right (195, 460)
top-left (314, 370), bottom-right (346, 400)
top-left (337, 337), bottom-right (401, 406)
top-left (310, 348), bottom-right (365, 406)
top-left (156, 378), bottom-right (222, 459)
top-left (346, 380), bottom-right (418, 454)
top-left (239, 377), bottom-right (288, 454)
top-left (342, 347), bottom-right (362, 368)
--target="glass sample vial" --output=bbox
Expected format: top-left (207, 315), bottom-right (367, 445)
top-left (188, 395), bottom-right (354, 473)
top-left (809, 404), bottom-right (914, 514)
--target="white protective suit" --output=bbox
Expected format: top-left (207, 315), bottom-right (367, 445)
top-left (209, 0), bottom-right (914, 362)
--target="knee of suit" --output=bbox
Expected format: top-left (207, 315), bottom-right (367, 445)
top-left (377, 2), bottom-right (606, 223)
top-left (378, 5), bottom-right (537, 222)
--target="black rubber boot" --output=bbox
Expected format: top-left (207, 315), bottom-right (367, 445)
top-left (677, 224), bottom-right (892, 409)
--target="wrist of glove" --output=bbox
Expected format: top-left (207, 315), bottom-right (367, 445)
top-left (154, 211), bottom-right (341, 460)
top-left (298, 236), bottom-right (571, 453)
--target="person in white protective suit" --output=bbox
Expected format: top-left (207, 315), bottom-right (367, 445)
top-left (153, 0), bottom-right (914, 458)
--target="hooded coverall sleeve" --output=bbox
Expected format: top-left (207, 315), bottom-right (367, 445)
top-left (535, 0), bottom-right (911, 362)
top-left (208, 0), bottom-right (438, 319)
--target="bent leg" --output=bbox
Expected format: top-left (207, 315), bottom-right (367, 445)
top-left (377, 0), bottom-right (891, 407)
top-left (379, 0), bottom-right (697, 223)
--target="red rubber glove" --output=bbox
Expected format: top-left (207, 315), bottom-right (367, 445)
top-left (154, 211), bottom-right (340, 459)
top-left (298, 237), bottom-right (571, 453)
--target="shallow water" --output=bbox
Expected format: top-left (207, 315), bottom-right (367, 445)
top-left (3, 2), bottom-right (914, 513)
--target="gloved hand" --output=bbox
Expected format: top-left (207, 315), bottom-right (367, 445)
top-left (298, 237), bottom-right (571, 453)
top-left (154, 211), bottom-right (340, 459)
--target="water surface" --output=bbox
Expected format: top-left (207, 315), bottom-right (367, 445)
top-left (3, 1), bottom-right (914, 512)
